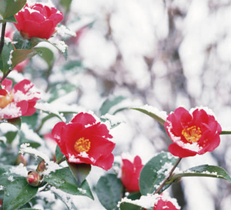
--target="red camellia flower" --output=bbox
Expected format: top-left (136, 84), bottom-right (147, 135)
top-left (153, 194), bottom-right (180, 210)
top-left (0, 78), bottom-right (40, 119)
top-left (14, 3), bottom-right (63, 39)
top-left (121, 155), bottom-right (144, 192)
top-left (52, 112), bottom-right (115, 171)
top-left (165, 107), bottom-right (222, 158)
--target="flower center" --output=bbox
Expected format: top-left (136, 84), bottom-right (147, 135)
top-left (74, 137), bottom-right (91, 153)
top-left (182, 126), bottom-right (202, 143)
top-left (0, 92), bottom-right (13, 109)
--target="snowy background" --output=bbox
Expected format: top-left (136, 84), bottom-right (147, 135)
top-left (7, 0), bottom-right (231, 209)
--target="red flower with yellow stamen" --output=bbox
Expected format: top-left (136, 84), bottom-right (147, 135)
top-left (165, 107), bottom-right (222, 158)
top-left (52, 112), bottom-right (115, 171)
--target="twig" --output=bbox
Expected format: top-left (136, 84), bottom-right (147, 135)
top-left (0, 23), bottom-right (7, 56)
top-left (154, 157), bottom-right (182, 194)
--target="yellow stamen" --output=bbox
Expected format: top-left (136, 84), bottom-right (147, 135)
top-left (182, 126), bottom-right (201, 143)
top-left (0, 92), bottom-right (13, 109)
top-left (74, 137), bottom-right (91, 153)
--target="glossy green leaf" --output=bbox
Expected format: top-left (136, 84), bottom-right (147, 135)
top-left (100, 96), bottom-right (126, 116)
top-left (43, 167), bottom-right (93, 199)
top-left (168, 164), bottom-right (231, 184)
top-left (68, 163), bottom-right (91, 186)
top-left (3, 178), bottom-right (38, 210)
top-left (11, 49), bottom-right (37, 69)
top-left (139, 152), bottom-right (178, 195)
top-left (0, 0), bottom-right (26, 20)
top-left (35, 47), bottom-right (54, 68)
top-left (0, 40), bottom-right (14, 74)
top-left (2, 177), bottom-right (38, 210)
top-left (130, 106), bottom-right (166, 126)
top-left (95, 174), bottom-right (124, 210)
top-left (55, 145), bottom-right (65, 163)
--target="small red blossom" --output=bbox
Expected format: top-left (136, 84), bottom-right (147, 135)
top-left (153, 194), bottom-right (180, 210)
top-left (14, 3), bottom-right (63, 39)
top-left (165, 107), bottom-right (222, 158)
top-left (52, 112), bottom-right (115, 171)
top-left (0, 78), bottom-right (40, 119)
top-left (121, 155), bottom-right (144, 192)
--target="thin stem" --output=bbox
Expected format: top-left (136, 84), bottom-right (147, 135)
top-left (0, 69), bottom-right (12, 84)
top-left (154, 157), bottom-right (182, 194)
top-left (0, 23), bottom-right (7, 56)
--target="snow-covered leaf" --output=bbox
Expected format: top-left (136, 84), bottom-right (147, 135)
top-left (0, 165), bottom-right (37, 210)
top-left (168, 165), bottom-right (231, 184)
top-left (3, 177), bottom-right (38, 210)
top-left (130, 105), bottom-right (167, 126)
top-left (35, 102), bottom-right (66, 122)
top-left (0, 39), bottom-right (14, 74)
top-left (95, 174), bottom-right (123, 210)
top-left (139, 152), bottom-right (178, 195)
top-left (7, 117), bottom-right (22, 130)
top-left (43, 167), bottom-right (93, 199)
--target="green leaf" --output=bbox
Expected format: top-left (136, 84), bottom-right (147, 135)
top-left (0, 0), bottom-right (26, 19)
top-left (168, 164), bottom-right (231, 184)
top-left (139, 152), bottom-right (178, 195)
top-left (68, 163), bottom-right (91, 186)
top-left (43, 167), bottom-right (93, 199)
top-left (119, 202), bottom-right (143, 210)
top-left (52, 190), bottom-right (77, 210)
top-left (20, 209), bottom-right (40, 210)
top-left (130, 106), bottom-right (166, 126)
top-left (95, 174), bottom-right (124, 210)
top-left (35, 103), bottom-right (65, 122)
top-left (2, 177), bottom-right (38, 210)
top-left (31, 38), bottom-right (68, 59)
top-left (61, 60), bottom-right (84, 73)
top-left (55, 145), bottom-right (64, 163)
top-left (48, 83), bottom-right (77, 102)
top-left (11, 49), bottom-right (37, 69)
top-left (100, 96), bottom-right (126, 116)
top-left (0, 40), bottom-right (14, 74)
top-left (35, 47), bottom-right (54, 68)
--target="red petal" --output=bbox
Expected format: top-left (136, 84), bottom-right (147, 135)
top-left (168, 143), bottom-right (197, 158)
top-left (71, 112), bottom-right (96, 126)
top-left (13, 79), bottom-right (33, 93)
top-left (95, 153), bottom-right (114, 171)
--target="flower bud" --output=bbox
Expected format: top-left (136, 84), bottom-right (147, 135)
top-left (36, 160), bottom-right (46, 173)
top-left (16, 154), bottom-right (27, 166)
top-left (26, 171), bottom-right (42, 187)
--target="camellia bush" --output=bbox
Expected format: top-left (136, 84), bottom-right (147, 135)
top-left (1, 1), bottom-right (231, 210)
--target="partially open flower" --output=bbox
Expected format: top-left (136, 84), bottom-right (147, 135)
top-left (165, 107), bottom-right (222, 158)
top-left (52, 112), bottom-right (115, 171)
top-left (121, 155), bottom-right (144, 192)
top-left (26, 171), bottom-right (42, 187)
top-left (14, 3), bottom-right (63, 39)
top-left (0, 78), bottom-right (40, 119)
